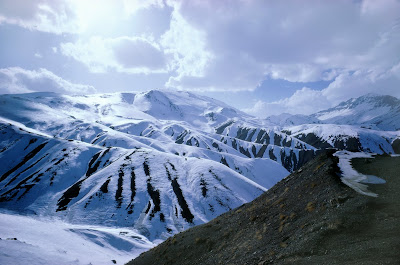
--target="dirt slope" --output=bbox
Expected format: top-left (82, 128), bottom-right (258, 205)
top-left (127, 151), bottom-right (400, 265)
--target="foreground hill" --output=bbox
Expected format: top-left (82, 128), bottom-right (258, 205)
top-left (128, 151), bottom-right (400, 264)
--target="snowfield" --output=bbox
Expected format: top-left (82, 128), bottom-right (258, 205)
top-left (334, 151), bottom-right (386, 197)
top-left (0, 211), bottom-right (154, 265)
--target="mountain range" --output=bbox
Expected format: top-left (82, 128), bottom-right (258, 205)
top-left (0, 90), bottom-right (399, 263)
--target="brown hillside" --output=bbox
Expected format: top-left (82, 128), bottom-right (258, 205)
top-left (127, 151), bottom-right (400, 265)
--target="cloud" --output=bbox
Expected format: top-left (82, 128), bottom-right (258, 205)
top-left (244, 87), bottom-right (332, 117)
top-left (160, 7), bottom-right (213, 89)
top-left (0, 67), bottom-right (96, 94)
top-left (61, 36), bottom-right (167, 74)
top-left (323, 69), bottom-right (400, 104)
top-left (0, 0), bottom-right (79, 34)
top-left (163, 0), bottom-right (400, 93)
top-left (0, 0), bottom-right (164, 34)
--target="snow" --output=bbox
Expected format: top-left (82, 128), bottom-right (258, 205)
top-left (0, 117), bottom-right (53, 139)
top-left (334, 151), bottom-right (386, 197)
top-left (0, 211), bottom-right (154, 265)
top-left (0, 117), bottom-right (286, 242)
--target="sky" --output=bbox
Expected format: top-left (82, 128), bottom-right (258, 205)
top-left (0, 0), bottom-right (399, 118)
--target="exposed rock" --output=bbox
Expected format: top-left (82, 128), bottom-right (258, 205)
top-left (392, 138), bottom-right (400, 154)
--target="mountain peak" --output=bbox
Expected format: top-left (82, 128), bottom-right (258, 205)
top-left (346, 93), bottom-right (400, 107)
top-left (312, 93), bottom-right (400, 130)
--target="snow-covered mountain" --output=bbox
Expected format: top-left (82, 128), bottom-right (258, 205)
top-left (285, 124), bottom-right (399, 153)
top-left (1, 121), bottom-right (278, 240)
top-left (266, 93), bottom-right (400, 131)
top-left (265, 94), bottom-right (400, 154)
top-left (313, 93), bottom-right (400, 131)
top-left (1, 90), bottom-right (399, 263)
top-left (0, 90), bottom-right (294, 245)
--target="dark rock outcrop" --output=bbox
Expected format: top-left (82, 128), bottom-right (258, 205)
top-left (392, 138), bottom-right (400, 154)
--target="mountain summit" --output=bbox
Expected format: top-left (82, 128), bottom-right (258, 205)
top-left (266, 93), bottom-right (400, 131)
top-left (313, 94), bottom-right (400, 130)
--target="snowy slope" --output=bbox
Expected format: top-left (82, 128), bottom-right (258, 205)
top-left (0, 120), bottom-right (282, 241)
top-left (0, 211), bottom-right (154, 265)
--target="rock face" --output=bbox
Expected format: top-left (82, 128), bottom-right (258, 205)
top-left (392, 138), bottom-right (400, 154)
top-left (128, 151), bottom-right (400, 265)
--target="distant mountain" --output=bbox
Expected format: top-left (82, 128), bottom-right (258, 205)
top-left (265, 113), bottom-right (321, 127)
top-left (284, 124), bottom-right (398, 154)
top-left (313, 93), bottom-right (400, 131)
top-left (266, 93), bottom-right (400, 131)
top-left (264, 94), bottom-right (400, 154)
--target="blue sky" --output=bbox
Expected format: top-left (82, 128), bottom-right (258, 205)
top-left (0, 0), bottom-right (399, 117)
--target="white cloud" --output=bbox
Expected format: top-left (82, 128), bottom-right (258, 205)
top-left (0, 67), bottom-right (96, 94)
top-left (34, 53), bottom-right (43, 58)
top-left (164, 0), bottom-right (400, 94)
top-left (61, 36), bottom-right (167, 74)
top-left (323, 70), bottom-right (400, 104)
top-left (265, 64), bottom-right (330, 83)
top-left (160, 3), bottom-right (266, 91)
top-left (244, 87), bottom-right (332, 117)
top-left (0, 0), bottom-right (79, 34)
top-left (0, 0), bottom-right (164, 34)
top-left (160, 7), bottom-right (213, 89)
top-left (122, 0), bottom-right (165, 15)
